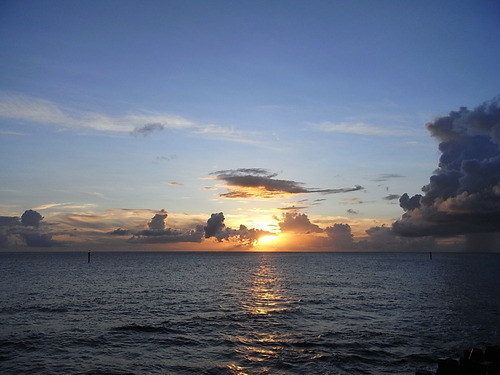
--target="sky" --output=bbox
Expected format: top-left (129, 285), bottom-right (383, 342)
top-left (1, 0), bottom-right (500, 252)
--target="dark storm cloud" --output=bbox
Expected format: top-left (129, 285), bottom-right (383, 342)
top-left (21, 209), bottom-right (43, 227)
top-left (278, 212), bottom-right (322, 233)
top-left (393, 97), bottom-right (500, 240)
top-left (0, 210), bottom-right (59, 248)
top-left (131, 123), bottom-right (165, 136)
top-left (362, 225), bottom-right (437, 252)
top-left (22, 232), bottom-right (57, 247)
top-left (210, 168), bottom-right (363, 198)
top-left (0, 216), bottom-right (19, 226)
top-left (204, 212), bottom-right (226, 238)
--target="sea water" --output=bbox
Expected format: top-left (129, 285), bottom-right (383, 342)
top-left (1, 251), bottom-right (499, 374)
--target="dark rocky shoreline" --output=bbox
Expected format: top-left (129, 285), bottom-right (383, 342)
top-left (416, 346), bottom-right (500, 375)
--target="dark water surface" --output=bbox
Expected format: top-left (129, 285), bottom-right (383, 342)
top-left (1, 252), bottom-right (499, 374)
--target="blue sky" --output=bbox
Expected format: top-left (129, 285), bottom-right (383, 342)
top-left (1, 0), bottom-right (500, 251)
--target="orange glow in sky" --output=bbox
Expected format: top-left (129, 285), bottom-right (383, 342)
top-left (256, 234), bottom-right (280, 247)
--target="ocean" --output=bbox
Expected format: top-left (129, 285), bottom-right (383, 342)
top-left (1, 251), bottom-right (499, 374)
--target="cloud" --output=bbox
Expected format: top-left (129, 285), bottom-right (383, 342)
top-left (192, 124), bottom-right (264, 145)
top-left (168, 182), bottom-right (184, 186)
top-left (278, 212), bottom-right (322, 233)
top-left (129, 226), bottom-right (204, 244)
top-left (0, 129), bottom-right (27, 136)
top-left (0, 93), bottom-right (259, 143)
top-left (362, 225), bottom-right (436, 252)
top-left (383, 194), bottom-right (400, 201)
top-left (210, 168), bottom-right (363, 199)
top-left (204, 212), bottom-right (226, 239)
top-left (156, 155), bottom-right (177, 162)
top-left (393, 97), bottom-right (500, 242)
top-left (148, 210), bottom-right (168, 230)
top-left (132, 123), bottom-right (165, 136)
top-left (372, 173), bottom-right (405, 182)
top-left (105, 209), bottom-right (278, 248)
top-left (0, 216), bottom-right (20, 226)
top-left (128, 210), bottom-right (204, 244)
top-left (109, 228), bottom-right (132, 236)
top-left (278, 205), bottom-right (308, 211)
top-left (341, 197), bottom-right (364, 205)
top-left (21, 209), bottom-right (44, 227)
top-left (325, 223), bottom-right (355, 250)
top-left (313, 121), bottom-right (401, 136)
top-left (0, 210), bottom-right (60, 248)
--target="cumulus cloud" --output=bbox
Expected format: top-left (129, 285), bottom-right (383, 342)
top-left (201, 212), bottom-right (273, 245)
top-left (278, 212), bottom-right (322, 233)
top-left (21, 209), bottom-right (44, 227)
top-left (148, 210), bottom-right (168, 230)
top-left (393, 97), bottom-right (500, 243)
top-left (325, 223), bottom-right (355, 250)
top-left (204, 212), bottom-right (226, 239)
top-left (0, 210), bottom-right (59, 248)
top-left (210, 168), bottom-right (363, 199)
top-left (128, 210), bottom-right (204, 244)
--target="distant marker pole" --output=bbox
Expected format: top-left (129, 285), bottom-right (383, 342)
top-left (429, 251), bottom-right (432, 260)
top-left (88, 250), bottom-right (91, 263)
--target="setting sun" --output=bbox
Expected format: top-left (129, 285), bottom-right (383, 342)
top-left (256, 234), bottom-right (279, 246)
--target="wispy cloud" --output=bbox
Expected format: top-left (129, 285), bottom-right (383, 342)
top-left (383, 194), bottom-right (400, 201)
top-left (0, 93), bottom-right (260, 143)
top-left (0, 129), bottom-right (27, 136)
top-left (32, 202), bottom-right (98, 211)
top-left (192, 124), bottom-right (264, 145)
top-left (312, 121), bottom-right (404, 136)
top-left (372, 173), bottom-right (405, 182)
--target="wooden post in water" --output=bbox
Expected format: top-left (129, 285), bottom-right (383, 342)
top-left (88, 250), bottom-right (91, 263)
top-left (429, 251), bottom-right (432, 260)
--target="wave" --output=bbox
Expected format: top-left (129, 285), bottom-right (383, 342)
top-left (111, 323), bottom-right (179, 335)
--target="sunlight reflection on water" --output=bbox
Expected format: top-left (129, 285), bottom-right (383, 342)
top-left (245, 263), bottom-right (291, 316)
top-left (226, 258), bottom-right (298, 373)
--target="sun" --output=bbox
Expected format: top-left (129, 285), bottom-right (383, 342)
top-left (256, 234), bottom-right (279, 246)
